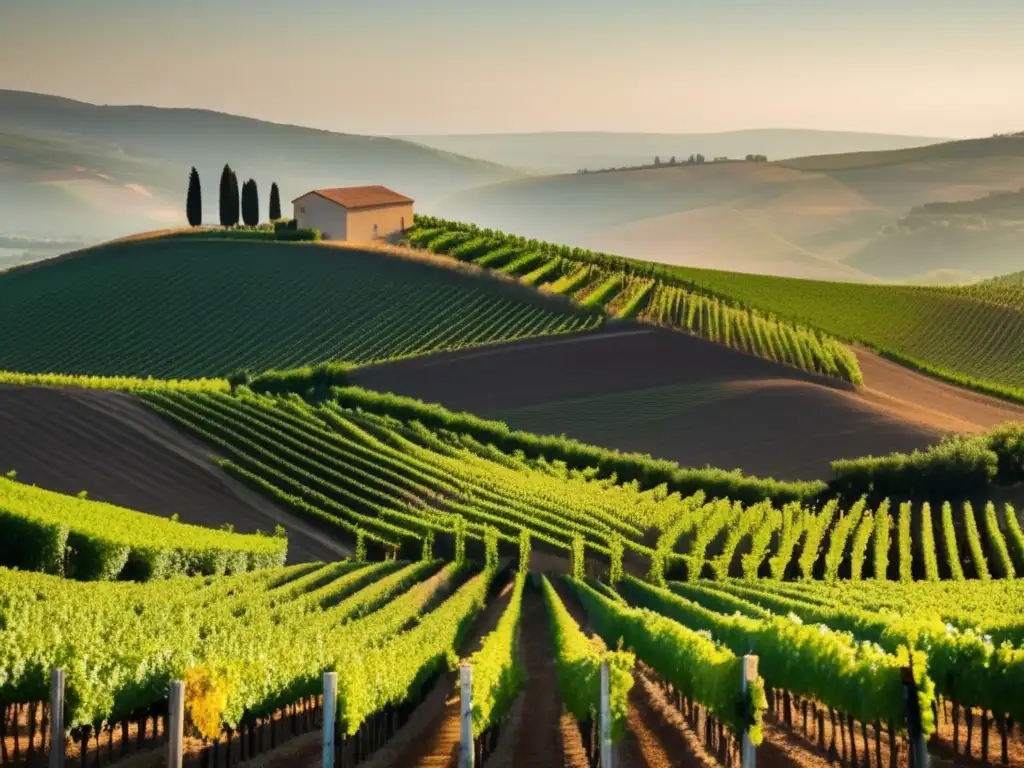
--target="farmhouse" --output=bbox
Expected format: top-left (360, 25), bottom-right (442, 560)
top-left (291, 185), bottom-right (414, 242)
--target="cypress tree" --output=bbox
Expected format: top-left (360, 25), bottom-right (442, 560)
top-left (228, 170), bottom-right (240, 226)
top-left (269, 182), bottom-right (281, 221)
top-left (241, 179), bottom-right (259, 226)
top-left (186, 167), bottom-right (202, 227)
top-left (218, 164), bottom-right (234, 227)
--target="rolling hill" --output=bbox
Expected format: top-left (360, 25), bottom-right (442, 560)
top-left (398, 129), bottom-right (947, 174)
top-left (404, 217), bottom-right (1024, 405)
top-left (353, 326), bottom-right (957, 481)
top-left (433, 135), bottom-right (1024, 282)
top-left (0, 89), bottom-right (521, 257)
top-left (0, 237), bottom-right (601, 378)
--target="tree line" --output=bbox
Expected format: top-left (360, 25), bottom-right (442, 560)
top-left (576, 153), bottom-right (769, 174)
top-left (185, 165), bottom-right (283, 228)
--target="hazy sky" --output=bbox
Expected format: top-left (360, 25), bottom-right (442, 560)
top-left (2, 0), bottom-right (1022, 137)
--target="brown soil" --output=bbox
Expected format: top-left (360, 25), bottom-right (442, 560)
top-left (489, 581), bottom-right (586, 768)
top-left (371, 578), bottom-right (516, 768)
top-left (353, 326), bottom-right (949, 481)
top-left (0, 385), bottom-right (350, 563)
top-left (853, 347), bottom-right (1024, 432)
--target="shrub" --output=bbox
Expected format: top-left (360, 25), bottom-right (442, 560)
top-left (274, 227), bottom-right (320, 242)
top-left (830, 435), bottom-right (1000, 501)
top-left (249, 361), bottom-right (352, 399)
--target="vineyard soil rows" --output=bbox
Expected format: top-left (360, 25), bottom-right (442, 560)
top-left (355, 327), bottom-right (955, 481)
top-left (0, 385), bottom-right (348, 562)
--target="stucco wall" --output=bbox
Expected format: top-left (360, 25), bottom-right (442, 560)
top-left (293, 194), bottom-right (347, 240)
top-left (345, 203), bottom-right (414, 243)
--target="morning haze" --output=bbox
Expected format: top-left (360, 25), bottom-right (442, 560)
top-left (3, 0), bottom-right (1024, 284)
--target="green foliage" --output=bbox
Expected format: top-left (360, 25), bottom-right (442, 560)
top-left (608, 535), bottom-right (624, 585)
top-left (484, 525), bottom-right (499, 572)
top-left (518, 528), bottom-right (531, 573)
top-left (0, 240), bottom-right (595, 378)
top-left (982, 502), bottom-right (1015, 578)
top-left (797, 499), bottom-right (838, 580)
top-left (186, 166), bottom-right (202, 227)
top-left (700, 579), bottom-right (1020, 728)
top-left (269, 182), bottom-right (281, 221)
top-left (940, 501), bottom-right (965, 580)
top-left (898, 502), bottom-right (913, 582)
top-left (454, 515), bottom-right (468, 567)
top-left (919, 503), bottom-right (940, 581)
top-left (829, 428), bottom-right (1022, 502)
top-left (624, 576), bottom-right (934, 736)
top-left (571, 533), bottom-right (585, 580)
top-left (541, 576), bottom-right (634, 743)
top-left (572, 578), bottom-right (765, 742)
top-left (0, 476), bottom-right (285, 580)
top-left (466, 573), bottom-right (526, 735)
top-left (241, 179), bottom-right (259, 227)
top-left (219, 163), bottom-right (236, 227)
top-left (249, 362), bottom-right (353, 399)
top-left (962, 502), bottom-right (990, 580)
top-left (408, 218), bottom-right (861, 386)
top-left (872, 499), bottom-right (892, 579)
top-left (0, 559), bottom-right (449, 729)
top-left (336, 567), bottom-right (490, 734)
top-left (328, 386), bottom-right (824, 507)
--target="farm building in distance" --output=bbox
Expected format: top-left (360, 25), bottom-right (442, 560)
top-left (291, 185), bottom-right (414, 242)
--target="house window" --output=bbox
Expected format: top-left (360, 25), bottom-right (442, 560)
top-left (299, 206), bottom-right (305, 213)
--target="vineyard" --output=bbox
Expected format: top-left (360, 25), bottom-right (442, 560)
top-left (2, 226), bottom-right (1024, 767)
top-left (2, 380), bottom-right (1024, 766)
top-left (406, 218), bottom-right (862, 386)
top-left (112, 385), bottom-right (1020, 586)
top-left (0, 238), bottom-right (601, 379)
top-left (0, 475), bottom-right (286, 580)
top-left (404, 216), bottom-right (1024, 403)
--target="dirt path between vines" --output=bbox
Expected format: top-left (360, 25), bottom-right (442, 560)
top-left (487, 580), bottom-right (588, 768)
top-left (0, 385), bottom-right (349, 563)
top-left (853, 347), bottom-right (1024, 432)
top-left (368, 577), bottom-right (516, 768)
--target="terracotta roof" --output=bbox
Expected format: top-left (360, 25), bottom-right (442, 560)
top-left (292, 185), bottom-right (413, 209)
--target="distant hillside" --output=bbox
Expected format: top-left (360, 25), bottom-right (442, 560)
top-left (778, 134), bottom-right (1024, 171)
top-left (0, 236), bottom-right (599, 378)
top-left (0, 89), bottom-right (521, 256)
top-left (984, 270), bottom-right (1024, 287)
top-left (434, 134), bottom-right (1024, 282)
top-left (398, 129), bottom-right (947, 174)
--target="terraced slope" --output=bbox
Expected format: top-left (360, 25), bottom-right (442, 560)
top-left (0, 238), bottom-right (601, 378)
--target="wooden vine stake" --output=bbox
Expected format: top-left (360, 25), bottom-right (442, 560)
top-left (901, 667), bottom-right (929, 768)
top-left (322, 672), bottom-right (337, 768)
top-left (600, 658), bottom-right (613, 768)
top-left (168, 680), bottom-right (184, 768)
top-left (741, 656), bottom-right (759, 768)
top-left (49, 668), bottom-right (65, 768)
top-left (459, 663), bottom-right (474, 768)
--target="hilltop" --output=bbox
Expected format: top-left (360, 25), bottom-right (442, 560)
top-left (398, 128), bottom-right (947, 174)
top-left (433, 134), bottom-right (1024, 282)
top-left (0, 235), bottom-right (600, 378)
top-left (0, 89), bottom-right (521, 256)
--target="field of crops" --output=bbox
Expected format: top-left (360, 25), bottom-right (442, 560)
top-left (3, 380), bottom-right (1024, 766)
top-left (406, 218), bottom-right (862, 386)
top-left (123, 386), bottom-right (1019, 586)
top-left (0, 239), bottom-right (601, 379)
top-left (406, 217), bottom-right (1024, 403)
top-left (0, 475), bottom-right (286, 579)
